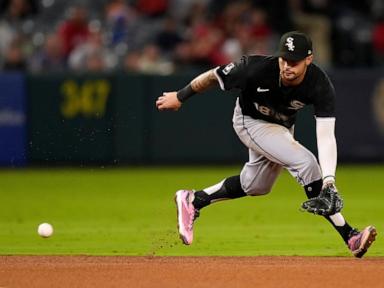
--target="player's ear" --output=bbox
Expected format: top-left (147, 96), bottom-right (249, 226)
top-left (305, 55), bottom-right (314, 66)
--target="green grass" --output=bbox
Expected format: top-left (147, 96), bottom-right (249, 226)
top-left (0, 165), bottom-right (382, 256)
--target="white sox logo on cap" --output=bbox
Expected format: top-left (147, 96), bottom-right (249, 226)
top-left (277, 32), bottom-right (312, 61)
top-left (285, 37), bottom-right (295, 51)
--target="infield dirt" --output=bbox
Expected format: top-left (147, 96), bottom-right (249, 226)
top-left (1, 256), bottom-right (383, 288)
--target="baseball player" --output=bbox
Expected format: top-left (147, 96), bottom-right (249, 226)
top-left (156, 31), bottom-right (377, 257)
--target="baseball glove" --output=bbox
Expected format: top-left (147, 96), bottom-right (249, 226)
top-left (301, 183), bottom-right (343, 216)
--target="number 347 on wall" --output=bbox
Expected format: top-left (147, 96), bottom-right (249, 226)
top-left (60, 79), bottom-right (111, 119)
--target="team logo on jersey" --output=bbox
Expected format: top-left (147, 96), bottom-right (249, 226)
top-left (288, 100), bottom-right (305, 110)
top-left (285, 37), bottom-right (295, 51)
top-left (222, 63), bottom-right (235, 75)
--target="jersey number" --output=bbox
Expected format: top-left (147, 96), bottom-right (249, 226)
top-left (254, 102), bottom-right (289, 121)
top-left (254, 103), bottom-right (271, 116)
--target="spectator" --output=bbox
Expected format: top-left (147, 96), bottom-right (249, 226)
top-left (2, 38), bottom-right (26, 70)
top-left (260, 0), bottom-right (294, 34)
top-left (215, 1), bottom-right (251, 38)
top-left (0, 0), bottom-right (382, 72)
top-left (0, 0), bottom-right (37, 61)
top-left (58, 5), bottom-right (90, 57)
top-left (155, 16), bottom-right (183, 55)
top-left (247, 7), bottom-right (274, 55)
top-left (290, 0), bottom-right (332, 67)
top-left (329, 0), bottom-right (374, 67)
top-left (372, 20), bottom-right (384, 64)
top-left (189, 20), bottom-right (228, 66)
top-left (136, 0), bottom-right (168, 18)
top-left (123, 50), bottom-right (141, 72)
top-left (214, 3), bottom-right (274, 61)
top-left (137, 44), bottom-right (174, 75)
top-left (105, 0), bottom-right (140, 47)
top-left (169, 0), bottom-right (211, 22)
top-left (0, 0), bottom-right (38, 21)
top-left (85, 50), bottom-right (106, 72)
top-left (68, 30), bottom-right (117, 72)
top-left (180, 2), bottom-right (228, 66)
top-left (29, 34), bottom-right (66, 72)
top-left (0, 19), bottom-right (14, 57)
top-left (173, 41), bottom-right (195, 69)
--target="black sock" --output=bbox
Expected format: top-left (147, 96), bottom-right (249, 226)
top-left (192, 175), bottom-right (247, 210)
top-left (324, 217), bottom-right (354, 243)
top-left (304, 179), bottom-right (354, 243)
top-left (304, 179), bottom-right (322, 198)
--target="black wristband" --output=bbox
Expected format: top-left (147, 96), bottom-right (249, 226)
top-left (176, 84), bottom-right (196, 103)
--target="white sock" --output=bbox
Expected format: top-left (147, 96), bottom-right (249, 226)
top-left (329, 213), bottom-right (346, 226)
top-left (203, 179), bottom-right (225, 195)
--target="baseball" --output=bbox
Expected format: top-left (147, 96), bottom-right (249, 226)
top-left (37, 223), bottom-right (54, 238)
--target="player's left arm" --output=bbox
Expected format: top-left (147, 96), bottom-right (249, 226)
top-left (302, 71), bottom-right (344, 215)
top-left (302, 116), bottom-right (344, 216)
top-left (316, 117), bottom-right (337, 185)
top-left (313, 70), bottom-right (337, 186)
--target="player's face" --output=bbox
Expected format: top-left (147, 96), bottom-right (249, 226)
top-left (278, 56), bottom-right (313, 83)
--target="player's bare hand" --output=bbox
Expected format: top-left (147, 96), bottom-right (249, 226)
top-left (156, 92), bottom-right (182, 111)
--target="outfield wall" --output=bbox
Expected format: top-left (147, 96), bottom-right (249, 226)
top-left (0, 70), bottom-right (383, 166)
top-left (0, 73), bottom-right (27, 166)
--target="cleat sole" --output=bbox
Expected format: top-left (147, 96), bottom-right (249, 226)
top-left (354, 226), bottom-right (377, 258)
top-left (175, 191), bottom-right (192, 245)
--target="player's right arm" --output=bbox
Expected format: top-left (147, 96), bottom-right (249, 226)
top-left (156, 55), bottom-right (250, 111)
top-left (156, 69), bottom-right (218, 111)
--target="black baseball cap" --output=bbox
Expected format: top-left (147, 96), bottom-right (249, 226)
top-left (276, 31), bottom-right (313, 61)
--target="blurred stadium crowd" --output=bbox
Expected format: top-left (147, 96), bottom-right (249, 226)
top-left (0, 0), bottom-right (384, 74)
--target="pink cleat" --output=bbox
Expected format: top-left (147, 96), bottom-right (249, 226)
top-left (174, 190), bottom-right (199, 245)
top-left (348, 226), bottom-right (377, 258)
